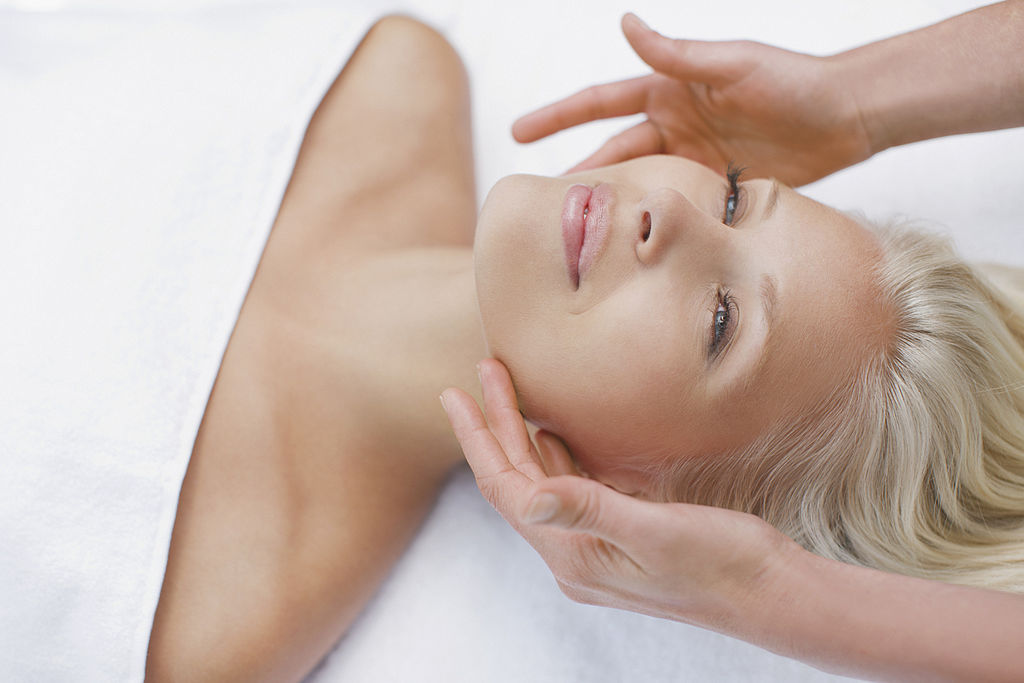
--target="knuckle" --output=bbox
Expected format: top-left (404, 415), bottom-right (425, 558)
top-left (732, 39), bottom-right (761, 57)
top-left (730, 39), bottom-right (765, 62)
top-left (580, 86), bottom-right (604, 115)
top-left (667, 37), bottom-right (694, 60)
top-left (573, 487), bottom-right (604, 529)
top-left (476, 476), bottom-right (501, 503)
top-left (549, 552), bottom-right (589, 584)
top-left (582, 84), bottom-right (617, 116)
top-left (463, 423), bottom-right (492, 445)
top-left (667, 36), bottom-right (688, 50)
top-left (475, 473), bottom-right (512, 512)
top-left (564, 553), bottom-right (597, 586)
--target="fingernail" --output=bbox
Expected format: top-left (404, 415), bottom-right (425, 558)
top-left (524, 493), bottom-right (561, 524)
top-left (439, 392), bottom-right (449, 413)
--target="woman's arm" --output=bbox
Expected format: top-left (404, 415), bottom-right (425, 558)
top-left (836, 0), bottom-right (1024, 157)
top-left (444, 360), bottom-right (1024, 683)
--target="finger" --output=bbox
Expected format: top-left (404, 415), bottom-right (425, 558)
top-left (443, 387), bottom-right (548, 532)
top-left (564, 119), bottom-right (663, 173)
top-left (622, 13), bottom-right (746, 86)
top-left (512, 76), bottom-right (655, 143)
top-left (478, 359), bottom-right (547, 481)
top-left (535, 430), bottom-right (579, 477)
top-left (442, 387), bottom-right (517, 480)
top-left (525, 476), bottom-right (667, 553)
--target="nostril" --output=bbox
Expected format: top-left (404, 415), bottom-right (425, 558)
top-left (641, 211), bottom-right (651, 242)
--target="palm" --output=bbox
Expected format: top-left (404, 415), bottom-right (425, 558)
top-left (443, 359), bottom-right (792, 627)
top-left (515, 24), bottom-right (872, 187)
top-left (637, 60), bottom-right (865, 186)
top-left (640, 74), bottom-right (731, 171)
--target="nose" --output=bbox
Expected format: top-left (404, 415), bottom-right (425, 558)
top-left (635, 187), bottom-right (729, 265)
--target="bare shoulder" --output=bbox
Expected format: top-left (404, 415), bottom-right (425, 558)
top-left (362, 14), bottom-right (468, 85)
top-left (268, 13), bottom-right (476, 256)
top-left (342, 14), bottom-right (470, 123)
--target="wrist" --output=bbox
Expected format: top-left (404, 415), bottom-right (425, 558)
top-left (825, 2), bottom-right (1024, 156)
top-left (825, 48), bottom-right (893, 157)
top-left (709, 525), bottom-right (814, 649)
top-left (732, 541), bottom-right (873, 678)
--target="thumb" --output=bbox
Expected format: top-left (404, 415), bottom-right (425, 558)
top-left (522, 475), bottom-right (654, 546)
top-left (622, 13), bottom-right (748, 86)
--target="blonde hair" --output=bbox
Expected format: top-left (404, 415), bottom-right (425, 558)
top-left (657, 220), bottom-right (1024, 593)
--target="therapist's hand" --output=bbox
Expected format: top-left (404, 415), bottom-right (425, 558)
top-left (513, 13), bottom-right (873, 187)
top-left (441, 359), bottom-right (804, 631)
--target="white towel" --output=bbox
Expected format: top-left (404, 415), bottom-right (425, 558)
top-left (0, 2), bottom-right (378, 679)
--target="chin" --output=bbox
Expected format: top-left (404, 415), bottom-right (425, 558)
top-left (474, 175), bottom-right (560, 373)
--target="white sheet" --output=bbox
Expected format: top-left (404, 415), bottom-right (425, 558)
top-left (0, 0), bottom-right (1020, 681)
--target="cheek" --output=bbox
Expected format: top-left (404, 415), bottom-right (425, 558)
top-left (510, 302), bottom-right (696, 476)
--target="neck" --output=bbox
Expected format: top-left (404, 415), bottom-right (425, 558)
top-left (260, 246), bottom-right (487, 472)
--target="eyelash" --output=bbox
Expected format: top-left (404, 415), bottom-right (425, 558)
top-left (723, 163), bottom-right (745, 226)
top-left (709, 163), bottom-right (744, 357)
top-left (710, 288), bottom-right (736, 357)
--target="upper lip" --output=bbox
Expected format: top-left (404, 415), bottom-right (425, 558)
top-left (579, 183), bottom-right (612, 283)
top-left (561, 184), bottom-right (591, 288)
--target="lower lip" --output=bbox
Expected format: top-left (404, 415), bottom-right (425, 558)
top-left (561, 184), bottom-right (592, 288)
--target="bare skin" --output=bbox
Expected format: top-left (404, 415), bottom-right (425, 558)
top-left (146, 17), bottom-right (486, 682)
top-left (445, 359), bottom-right (1024, 683)
top-left (143, 16), bottom-right (890, 678)
top-left (514, 2), bottom-right (1024, 186)
top-left (144, 6), bottom-right (1024, 681)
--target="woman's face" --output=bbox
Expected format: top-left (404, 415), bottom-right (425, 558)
top-left (474, 156), bottom-right (886, 495)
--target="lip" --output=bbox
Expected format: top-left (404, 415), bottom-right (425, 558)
top-left (561, 184), bottom-right (591, 288)
top-left (561, 183), bottom-right (611, 288)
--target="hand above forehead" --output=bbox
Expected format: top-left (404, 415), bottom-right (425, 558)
top-left (441, 358), bottom-right (799, 627)
top-left (513, 13), bottom-right (873, 187)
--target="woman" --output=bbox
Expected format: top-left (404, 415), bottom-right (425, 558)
top-left (448, 3), bottom-right (1024, 682)
top-left (142, 8), bottom-right (1024, 683)
top-left (474, 153), bottom-right (1024, 592)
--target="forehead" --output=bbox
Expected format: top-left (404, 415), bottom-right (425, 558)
top-left (780, 193), bottom-right (886, 337)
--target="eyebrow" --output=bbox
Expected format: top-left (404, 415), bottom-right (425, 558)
top-left (763, 179), bottom-right (781, 221)
top-left (760, 273), bottom-right (778, 356)
top-left (745, 272), bottom-right (779, 392)
top-left (725, 272), bottom-right (779, 396)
